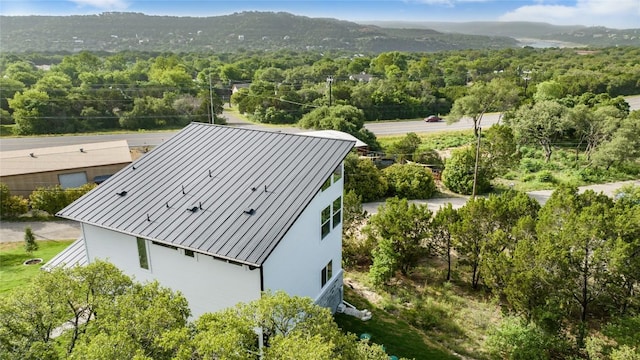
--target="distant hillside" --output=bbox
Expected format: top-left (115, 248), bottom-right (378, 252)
top-left (0, 12), bottom-right (518, 53)
top-left (366, 21), bottom-right (640, 47)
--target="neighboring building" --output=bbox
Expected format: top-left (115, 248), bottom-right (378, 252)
top-left (231, 83), bottom-right (251, 94)
top-left (52, 123), bottom-right (354, 318)
top-left (0, 141), bottom-right (131, 197)
top-left (298, 129), bottom-right (369, 154)
top-left (349, 73), bottom-right (375, 83)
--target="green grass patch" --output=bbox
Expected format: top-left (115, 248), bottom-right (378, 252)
top-left (335, 286), bottom-right (458, 360)
top-left (0, 240), bottom-right (74, 295)
top-left (378, 130), bottom-right (475, 151)
top-left (494, 146), bottom-right (640, 192)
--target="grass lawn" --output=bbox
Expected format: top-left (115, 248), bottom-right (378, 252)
top-left (0, 240), bottom-right (74, 295)
top-left (335, 286), bottom-right (458, 360)
top-left (378, 129), bottom-right (475, 151)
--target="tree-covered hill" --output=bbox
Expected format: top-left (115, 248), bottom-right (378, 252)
top-left (366, 20), bottom-right (640, 47)
top-left (0, 11), bottom-right (518, 53)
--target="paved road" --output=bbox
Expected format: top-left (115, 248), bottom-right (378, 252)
top-left (2, 180), bottom-right (637, 243)
top-left (3, 95), bottom-right (637, 151)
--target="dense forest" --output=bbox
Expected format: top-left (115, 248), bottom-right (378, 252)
top-left (1, 46), bottom-right (639, 135)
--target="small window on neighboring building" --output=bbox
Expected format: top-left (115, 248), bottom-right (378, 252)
top-left (136, 237), bottom-right (149, 270)
top-left (332, 164), bottom-right (342, 183)
top-left (321, 206), bottom-right (331, 238)
top-left (185, 249), bottom-right (195, 258)
top-left (321, 176), bottom-right (331, 191)
top-left (332, 196), bottom-right (342, 228)
top-left (321, 260), bottom-right (333, 287)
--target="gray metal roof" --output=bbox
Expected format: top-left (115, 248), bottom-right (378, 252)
top-left (57, 123), bottom-right (354, 267)
top-left (41, 237), bottom-right (88, 271)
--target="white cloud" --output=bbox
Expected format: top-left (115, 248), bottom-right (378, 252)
top-left (499, 0), bottom-right (640, 28)
top-left (69, 0), bottom-right (129, 10)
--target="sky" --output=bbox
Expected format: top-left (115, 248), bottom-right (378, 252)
top-left (1, 0), bottom-right (639, 29)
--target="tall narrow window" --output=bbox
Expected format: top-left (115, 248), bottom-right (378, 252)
top-left (332, 196), bottom-right (342, 228)
top-left (321, 176), bottom-right (331, 191)
top-left (321, 260), bottom-right (333, 287)
top-left (136, 237), bottom-right (149, 270)
top-left (332, 164), bottom-right (342, 183)
top-left (321, 206), bottom-right (331, 238)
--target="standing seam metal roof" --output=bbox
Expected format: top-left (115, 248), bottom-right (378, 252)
top-left (57, 123), bottom-right (354, 266)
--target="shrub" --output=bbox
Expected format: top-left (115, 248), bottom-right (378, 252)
top-left (0, 183), bottom-right (28, 218)
top-left (413, 148), bottom-right (444, 168)
top-left (485, 317), bottom-right (571, 360)
top-left (383, 163), bottom-right (436, 199)
top-left (29, 185), bottom-right (69, 215)
top-left (442, 146), bottom-right (491, 195)
top-left (520, 158), bottom-right (543, 173)
top-left (29, 183), bottom-right (96, 216)
top-left (344, 153), bottom-right (388, 202)
top-left (537, 170), bottom-right (555, 183)
top-left (24, 227), bottom-right (38, 255)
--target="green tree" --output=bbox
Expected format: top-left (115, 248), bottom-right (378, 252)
top-left (482, 124), bottom-right (520, 176)
top-left (387, 132), bottom-right (421, 163)
top-left (452, 197), bottom-right (491, 289)
top-left (179, 291), bottom-right (387, 360)
top-left (535, 188), bottom-right (621, 346)
top-left (23, 227), bottom-right (38, 255)
top-left (383, 163), bottom-right (436, 199)
top-left (365, 197), bottom-right (432, 277)
top-left (9, 89), bottom-right (56, 135)
top-left (369, 236), bottom-right (398, 287)
top-left (342, 190), bottom-right (373, 267)
top-left (533, 80), bottom-right (564, 102)
top-left (591, 110), bottom-right (640, 169)
top-left (448, 78), bottom-right (520, 137)
top-left (429, 203), bottom-right (459, 281)
top-left (507, 100), bottom-right (570, 162)
top-left (442, 146), bottom-right (491, 195)
top-left (0, 261), bottom-right (136, 358)
top-left (119, 95), bottom-right (180, 129)
top-left (343, 153), bottom-right (388, 202)
top-left (485, 316), bottom-right (570, 360)
top-left (0, 183), bottom-right (28, 218)
top-left (29, 185), bottom-right (69, 216)
top-left (298, 105), bottom-right (380, 151)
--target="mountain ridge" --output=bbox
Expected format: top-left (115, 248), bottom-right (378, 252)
top-left (1, 12), bottom-right (638, 53)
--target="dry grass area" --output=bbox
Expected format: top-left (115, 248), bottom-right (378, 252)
top-left (343, 258), bottom-right (504, 359)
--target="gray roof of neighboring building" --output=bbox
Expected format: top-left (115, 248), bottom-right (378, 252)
top-left (57, 123), bottom-right (354, 267)
top-left (298, 130), bottom-right (368, 149)
top-left (0, 140), bottom-right (131, 177)
top-left (41, 237), bottom-right (88, 271)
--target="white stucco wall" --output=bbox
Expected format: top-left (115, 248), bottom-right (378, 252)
top-left (82, 224), bottom-right (262, 318)
top-left (261, 167), bottom-right (343, 307)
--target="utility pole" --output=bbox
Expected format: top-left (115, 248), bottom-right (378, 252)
top-left (472, 127), bottom-right (482, 199)
top-left (326, 76), bottom-right (333, 106)
top-left (209, 73), bottom-right (215, 124)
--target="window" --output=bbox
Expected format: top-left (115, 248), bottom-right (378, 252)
top-left (332, 165), bottom-right (342, 183)
top-left (332, 197), bottom-right (342, 228)
top-left (320, 176), bottom-right (331, 191)
top-left (321, 260), bottom-right (333, 287)
top-left (184, 249), bottom-right (195, 257)
top-left (136, 237), bottom-right (149, 270)
top-left (58, 172), bottom-right (88, 189)
top-left (321, 206), bottom-right (331, 238)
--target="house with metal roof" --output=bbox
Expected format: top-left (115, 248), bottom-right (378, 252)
top-left (0, 140), bottom-right (131, 197)
top-left (53, 123), bottom-right (354, 318)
